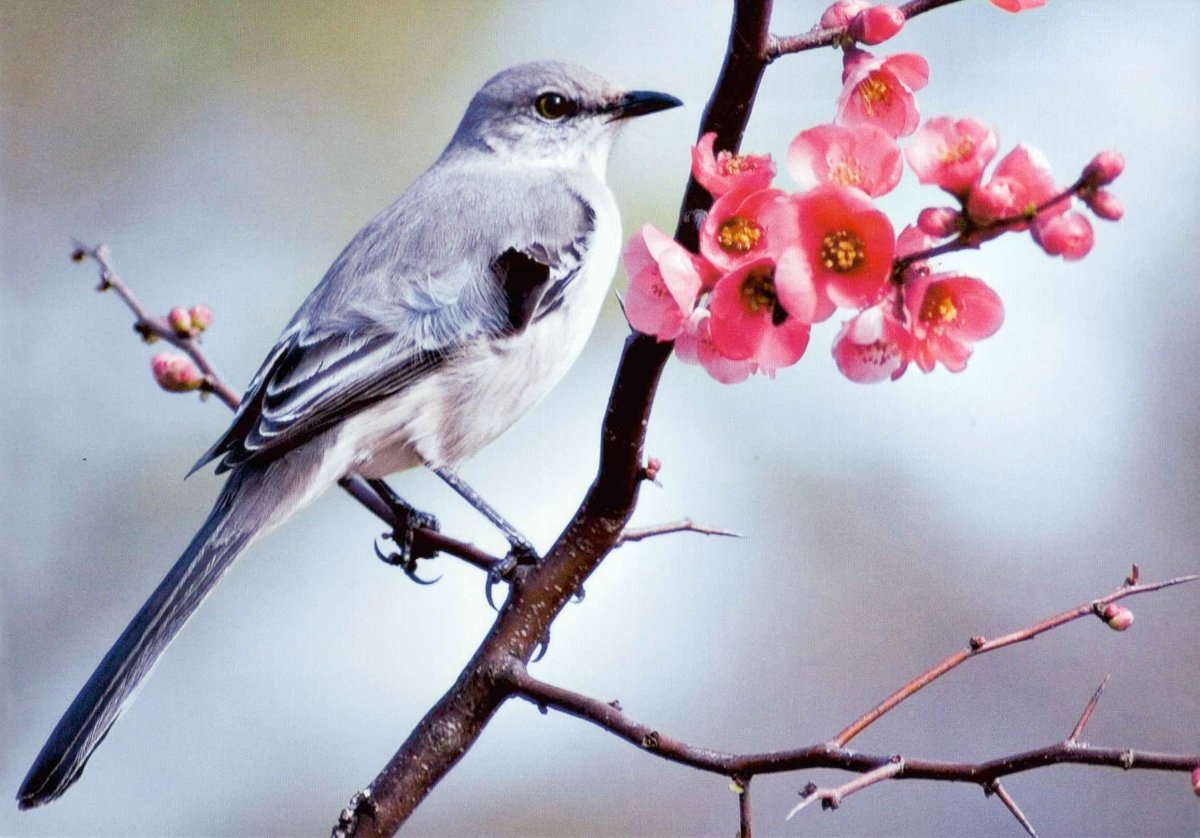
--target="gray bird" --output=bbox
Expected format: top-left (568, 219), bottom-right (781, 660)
top-left (18, 61), bottom-right (681, 809)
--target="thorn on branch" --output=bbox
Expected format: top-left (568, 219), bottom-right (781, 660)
top-left (1067, 675), bottom-right (1110, 743)
top-left (1125, 564), bottom-right (1140, 586)
top-left (984, 780), bottom-right (1039, 838)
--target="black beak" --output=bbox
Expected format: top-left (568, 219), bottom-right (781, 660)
top-left (608, 89), bottom-right (683, 121)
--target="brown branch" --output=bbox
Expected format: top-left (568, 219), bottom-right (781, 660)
top-left (734, 776), bottom-right (752, 838)
top-left (503, 660), bottom-right (1200, 798)
top-left (615, 518), bottom-right (742, 547)
top-left (787, 759), bottom-right (905, 818)
top-left (348, 2), bottom-right (778, 834)
top-left (766, 0), bottom-right (967, 59)
top-left (833, 569), bottom-right (1199, 747)
top-left (74, 243), bottom-right (510, 578)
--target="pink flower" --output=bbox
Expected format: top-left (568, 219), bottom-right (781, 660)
top-left (168, 307), bottom-right (193, 336)
top-left (786, 123), bottom-right (902, 198)
top-left (1083, 150), bottom-right (1124, 187)
top-left (849, 5), bottom-right (906, 45)
top-left (151, 353), bottom-right (204, 392)
top-left (699, 187), bottom-right (798, 272)
top-left (1032, 211), bottom-right (1094, 260)
top-left (708, 258), bottom-right (812, 374)
top-left (966, 144), bottom-right (1058, 229)
top-left (832, 304), bottom-right (913, 383)
top-left (820, 0), bottom-right (871, 28)
top-left (1100, 603), bottom-right (1134, 631)
top-left (836, 48), bottom-right (929, 138)
top-left (904, 273), bottom-right (1004, 373)
top-left (988, 0), bottom-right (1046, 12)
top-left (188, 304), bottom-right (213, 332)
top-left (905, 116), bottom-right (998, 197)
top-left (691, 132), bottom-right (775, 197)
top-left (916, 206), bottom-right (962, 238)
top-left (1084, 189), bottom-right (1124, 221)
top-left (674, 308), bottom-right (753, 384)
top-left (779, 184), bottom-right (896, 316)
top-left (623, 224), bottom-right (715, 340)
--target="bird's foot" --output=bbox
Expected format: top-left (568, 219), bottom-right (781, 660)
top-left (373, 504), bottom-right (441, 585)
top-left (484, 537), bottom-right (540, 610)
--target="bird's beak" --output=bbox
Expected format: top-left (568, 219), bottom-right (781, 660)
top-left (607, 90), bottom-right (683, 121)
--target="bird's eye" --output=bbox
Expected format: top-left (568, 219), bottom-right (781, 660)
top-left (533, 92), bottom-right (577, 122)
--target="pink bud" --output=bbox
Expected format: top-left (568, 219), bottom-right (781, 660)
top-left (644, 457), bottom-right (662, 482)
top-left (966, 177), bottom-right (1022, 226)
top-left (1083, 150), bottom-right (1124, 186)
top-left (167, 307), bottom-right (193, 336)
top-left (151, 353), bottom-right (203, 392)
top-left (849, 5), bottom-right (905, 45)
top-left (1084, 189), bottom-right (1124, 221)
top-left (1192, 766), bottom-right (1200, 797)
top-left (1033, 211), bottom-right (1094, 261)
top-left (188, 304), bottom-right (213, 332)
top-left (917, 207), bottom-right (962, 238)
top-left (820, 0), bottom-right (871, 29)
top-left (1100, 603), bottom-right (1134, 631)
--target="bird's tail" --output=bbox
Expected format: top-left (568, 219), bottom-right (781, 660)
top-left (17, 462), bottom-right (296, 809)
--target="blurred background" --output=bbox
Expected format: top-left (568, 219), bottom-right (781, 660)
top-left (2, 1), bottom-right (1198, 835)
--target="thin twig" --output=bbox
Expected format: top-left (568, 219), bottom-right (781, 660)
top-left (833, 570), bottom-right (1200, 747)
top-left (986, 780), bottom-right (1039, 838)
top-left (735, 776), bottom-right (752, 838)
top-left (767, 0), bottom-right (967, 59)
top-left (615, 518), bottom-right (742, 546)
top-left (1068, 675), bottom-right (1110, 743)
top-left (74, 243), bottom-right (512, 577)
top-left (786, 759), bottom-right (904, 818)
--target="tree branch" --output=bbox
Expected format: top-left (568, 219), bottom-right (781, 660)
top-left (766, 0), bottom-right (967, 60)
top-left (614, 518), bottom-right (742, 547)
top-left (347, 2), bottom-right (778, 834)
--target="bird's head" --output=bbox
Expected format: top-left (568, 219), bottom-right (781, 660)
top-left (446, 61), bottom-right (682, 177)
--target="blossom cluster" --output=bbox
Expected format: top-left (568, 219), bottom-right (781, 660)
top-left (624, 0), bottom-right (1122, 384)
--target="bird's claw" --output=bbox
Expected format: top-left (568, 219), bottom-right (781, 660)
top-left (483, 539), bottom-right (540, 611)
top-left (373, 505), bottom-right (441, 585)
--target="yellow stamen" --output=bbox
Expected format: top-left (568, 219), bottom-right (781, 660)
top-left (938, 138), bottom-right (976, 165)
top-left (855, 74), bottom-right (892, 117)
top-left (718, 216), bottom-right (765, 253)
top-left (820, 230), bottom-right (866, 273)
top-left (829, 160), bottom-right (863, 187)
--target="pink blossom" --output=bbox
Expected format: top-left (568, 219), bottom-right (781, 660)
top-left (1083, 150), bottom-right (1125, 187)
top-left (832, 304), bottom-right (913, 383)
top-left (904, 273), bottom-right (1004, 373)
top-left (988, 0), bottom-right (1047, 12)
top-left (820, 0), bottom-right (871, 28)
top-left (849, 5), bottom-right (905, 45)
top-left (188, 304), bottom-right (213, 332)
top-left (1084, 189), bottom-right (1124, 221)
top-left (691, 132), bottom-right (775, 197)
top-left (1191, 766), bottom-right (1200, 798)
top-left (699, 187), bottom-right (798, 272)
top-left (151, 353), bottom-right (204, 392)
top-left (623, 224), bottom-right (714, 340)
top-left (895, 225), bottom-right (936, 283)
top-left (168, 307), bottom-right (193, 336)
top-left (708, 258), bottom-right (812, 374)
top-left (786, 123), bottom-right (902, 198)
top-left (1032, 211), bottom-right (1094, 260)
top-left (916, 206), bottom-right (962, 238)
top-left (674, 308), bottom-right (753, 384)
top-left (836, 48), bottom-right (929, 138)
top-left (1100, 603), bottom-right (1134, 631)
top-left (905, 116), bottom-right (998, 197)
top-left (779, 184), bottom-right (896, 316)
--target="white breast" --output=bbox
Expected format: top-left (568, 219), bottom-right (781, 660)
top-left (338, 184), bottom-right (621, 479)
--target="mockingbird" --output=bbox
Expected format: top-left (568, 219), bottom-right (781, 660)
top-left (19, 61), bottom-right (681, 809)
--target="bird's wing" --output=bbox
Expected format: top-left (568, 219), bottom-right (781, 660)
top-left (191, 169), bottom-right (596, 474)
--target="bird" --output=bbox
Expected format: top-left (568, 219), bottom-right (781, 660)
top-left (18, 61), bottom-right (681, 809)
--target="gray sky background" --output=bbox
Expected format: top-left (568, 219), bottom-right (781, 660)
top-left (2, 1), bottom-right (1198, 835)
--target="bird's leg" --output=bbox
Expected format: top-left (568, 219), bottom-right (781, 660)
top-left (366, 477), bottom-right (441, 584)
top-left (431, 466), bottom-right (539, 606)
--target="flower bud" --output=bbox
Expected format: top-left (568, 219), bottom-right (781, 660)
top-left (1192, 766), bottom-right (1200, 798)
top-left (1084, 189), bottom-right (1124, 221)
top-left (1100, 603), bottom-right (1134, 631)
top-left (188, 304), bottom-right (213, 333)
top-left (849, 5), bottom-right (905, 45)
top-left (820, 0), bottom-right (871, 28)
top-left (167, 307), bottom-right (193, 336)
top-left (151, 353), bottom-right (203, 392)
top-left (1032, 211), bottom-right (1094, 261)
top-left (966, 177), bottom-right (1022, 226)
top-left (917, 207), bottom-right (962, 238)
top-left (1083, 150), bottom-right (1124, 187)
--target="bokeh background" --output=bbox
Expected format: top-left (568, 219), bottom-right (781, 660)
top-left (3, 1), bottom-right (1198, 835)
